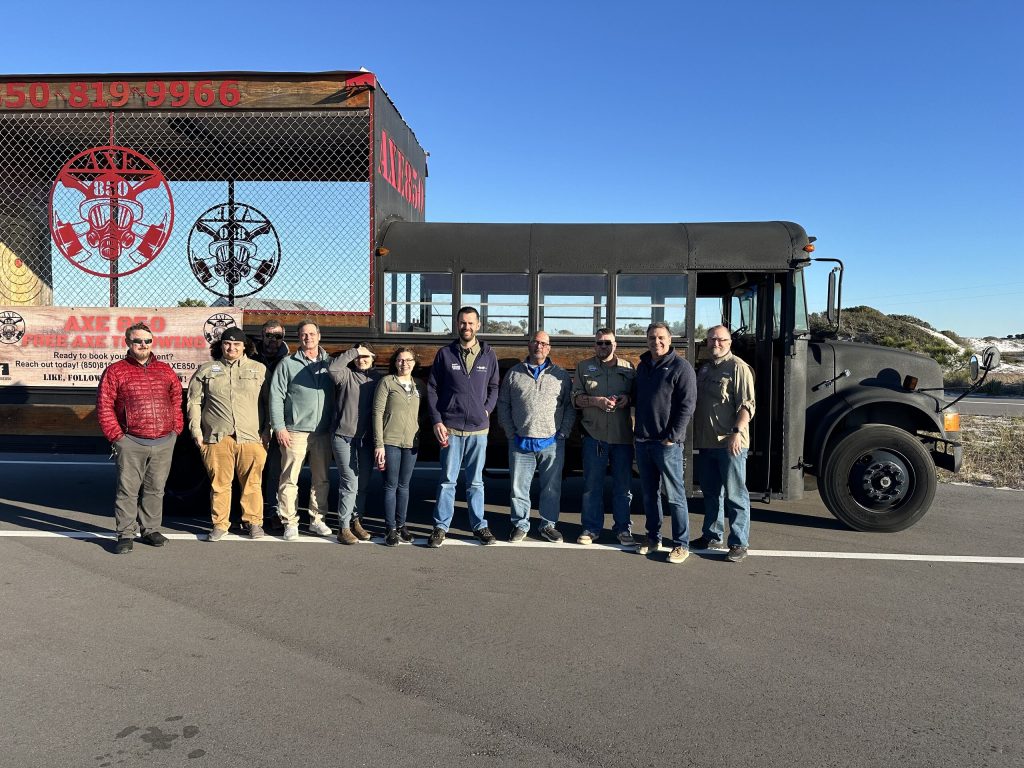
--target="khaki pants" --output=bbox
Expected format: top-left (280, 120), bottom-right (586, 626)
top-left (277, 431), bottom-right (331, 527)
top-left (200, 436), bottom-right (266, 531)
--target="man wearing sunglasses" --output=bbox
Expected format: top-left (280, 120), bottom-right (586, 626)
top-left (252, 320), bottom-right (289, 532)
top-left (571, 329), bottom-right (636, 547)
top-left (97, 322), bottom-right (183, 555)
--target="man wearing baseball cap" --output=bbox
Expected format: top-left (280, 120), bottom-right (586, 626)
top-left (187, 326), bottom-right (269, 540)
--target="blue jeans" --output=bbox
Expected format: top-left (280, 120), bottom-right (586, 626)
top-left (383, 445), bottom-right (417, 528)
top-left (697, 447), bottom-right (750, 547)
top-left (434, 434), bottom-right (488, 532)
top-left (508, 439), bottom-right (565, 532)
top-left (580, 436), bottom-right (633, 535)
top-left (332, 435), bottom-right (375, 526)
top-left (635, 440), bottom-right (689, 546)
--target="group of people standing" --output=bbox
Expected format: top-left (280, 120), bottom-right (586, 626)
top-left (96, 308), bottom-right (755, 564)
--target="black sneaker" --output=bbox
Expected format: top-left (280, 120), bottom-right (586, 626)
top-left (140, 531), bottom-right (167, 547)
top-left (473, 527), bottom-right (497, 545)
top-left (428, 528), bottom-right (446, 548)
top-left (539, 525), bottom-right (563, 543)
top-left (726, 546), bottom-right (748, 563)
top-left (114, 537), bottom-right (133, 554)
top-left (690, 536), bottom-right (725, 551)
top-left (508, 527), bottom-right (528, 543)
top-left (385, 528), bottom-right (400, 547)
top-left (398, 526), bottom-right (415, 544)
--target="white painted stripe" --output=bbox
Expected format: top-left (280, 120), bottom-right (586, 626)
top-left (0, 460), bottom-right (112, 466)
top-left (0, 529), bottom-right (1021, 563)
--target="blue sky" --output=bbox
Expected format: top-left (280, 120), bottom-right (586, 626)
top-left (4, 0), bottom-right (1021, 336)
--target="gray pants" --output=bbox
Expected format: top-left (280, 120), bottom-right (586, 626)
top-left (113, 437), bottom-right (176, 538)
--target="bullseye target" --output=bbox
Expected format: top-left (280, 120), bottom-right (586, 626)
top-left (0, 243), bottom-right (44, 305)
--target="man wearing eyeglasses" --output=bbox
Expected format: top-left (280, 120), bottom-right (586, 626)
top-left (498, 330), bottom-right (575, 543)
top-left (252, 320), bottom-right (289, 532)
top-left (188, 327), bottom-right (268, 541)
top-left (572, 329), bottom-right (636, 546)
top-left (96, 322), bottom-right (183, 555)
top-left (691, 326), bottom-right (755, 563)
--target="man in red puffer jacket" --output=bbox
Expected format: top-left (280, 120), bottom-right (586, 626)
top-left (96, 322), bottom-right (184, 554)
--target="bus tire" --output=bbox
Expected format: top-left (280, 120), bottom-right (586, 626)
top-left (819, 425), bottom-right (936, 532)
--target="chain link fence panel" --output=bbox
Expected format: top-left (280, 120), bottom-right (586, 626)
top-left (0, 109), bottom-right (372, 313)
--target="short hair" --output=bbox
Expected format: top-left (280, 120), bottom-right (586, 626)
top-left (456, 306), bottom-right (480, 321)
top-left (389, 347), bottom-right (417, 375)
top-left (124, 322), bottom-right (151, 343)
top-left (262, 319), bottom-right (284, 334)
top-left (296, 319), bottom-right (319, 335)
top-left (595, 328), bottom-right (614, 338)
top-left (646, 321), bottom-right (672, 336)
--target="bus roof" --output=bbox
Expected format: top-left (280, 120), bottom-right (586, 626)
top-left (378, 221), bottom-right (811, 273)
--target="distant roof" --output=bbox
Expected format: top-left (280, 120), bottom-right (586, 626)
top-left (211, 297), bottom-right (328, 312)
top-left (378, 221), bottom-right (812, 273)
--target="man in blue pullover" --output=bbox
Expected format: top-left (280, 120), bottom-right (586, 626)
top-left (633, 322), bottom-right (697, 564)
top-left (426, 306), bottom-right (500, 547)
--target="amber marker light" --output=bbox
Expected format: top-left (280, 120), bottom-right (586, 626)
top-left (944, 412), bottom-right (961, 432)
top-left (803, 244), bottom-right (815, 252)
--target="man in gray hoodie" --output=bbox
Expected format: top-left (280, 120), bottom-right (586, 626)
top-left (268, 320), bottom-right (336, 541)
top-left (497, 330), bottom-right (575, 543)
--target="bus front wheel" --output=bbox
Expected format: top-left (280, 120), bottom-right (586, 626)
top-left (819, 425), bottom-right (936, 532)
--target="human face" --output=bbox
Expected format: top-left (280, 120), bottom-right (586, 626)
top-left (298, 324), bottom-right (320, 354)
top-left (395, 353), bottom-right (415, 376)
top-left (127, 332), bottom-right (154, 363)
top-left (457, 311), bottom-right (480, 346)
top-left (262, 327), bottom-right (284, 353)
top-left (528, 332), bottom-right (551, 365)
top-left (707, 328), bottom-right (732, 360)
top-left (594, 334), bottom-right (616, 362)
top-left (646, 327), bottom-right (673, 360)
top-left (222, 340), bottom-right (245, 362)
top-left (354, 349), bottom-right (374, 371)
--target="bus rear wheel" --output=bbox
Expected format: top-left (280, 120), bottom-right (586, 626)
top-left (820, 425), bottom-right (936, 532)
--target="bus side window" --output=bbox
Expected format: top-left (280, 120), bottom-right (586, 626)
top-left (383, 272), bottom-right (454, 334)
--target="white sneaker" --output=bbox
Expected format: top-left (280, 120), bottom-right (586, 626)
top-left (617, 531), bottom-right (636, 547)
top-left (309, 520), bottom-right (333, 537)
top-left (576, 530), bottom-right (599, 545)
top-left (283, 524), bottom-right (299, 541)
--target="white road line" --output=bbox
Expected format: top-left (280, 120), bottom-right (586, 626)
top-left (0, 530), bottom-right (1021, 563)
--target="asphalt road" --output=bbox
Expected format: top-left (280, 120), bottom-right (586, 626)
top-left (946, 393), bottom-right (1024, 417)
top-left (0, 457), bottom-right (1021, 768)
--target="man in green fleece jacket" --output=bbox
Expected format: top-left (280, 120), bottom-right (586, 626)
top-left (268, 320), bottom-right (336, 541)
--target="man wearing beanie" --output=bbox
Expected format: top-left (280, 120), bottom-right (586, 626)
top-left (187, 326), bottom-right (269, 540)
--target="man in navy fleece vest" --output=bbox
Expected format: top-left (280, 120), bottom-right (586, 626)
top-left (426, 306), bottom-right (500, 548)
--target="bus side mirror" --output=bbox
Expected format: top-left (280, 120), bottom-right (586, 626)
top-left (826, 267), bottom-right (841, 326)
top-left (969, 346), bottom-right (1001, 383)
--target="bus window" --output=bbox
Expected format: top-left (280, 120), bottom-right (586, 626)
top-left (730, 287), bottom-right (757, 338)
top-left (794, 269), bottom-right (809, 333)
top-left (615, 274), bottom-right (687, 337)
top-left (463, 273), bottom-right (530, 335)
top-left (383, 272), bottom-right (454, 333)
top-left (693, 297), bottom-right (725, 341)
top-left (538, 274), bottom-right (608, 336)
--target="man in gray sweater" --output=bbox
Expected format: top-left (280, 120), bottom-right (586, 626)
top-left (497, 330), bottom-right (576, 543)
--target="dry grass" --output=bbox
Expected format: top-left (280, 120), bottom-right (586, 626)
top-left (941, 414), bottom-right (1024, 490)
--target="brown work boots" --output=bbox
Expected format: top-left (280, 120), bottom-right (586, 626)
top-left (338, 518), bottom-right (372, 545)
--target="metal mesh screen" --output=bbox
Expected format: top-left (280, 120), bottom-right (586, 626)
top-left (0, 109), bottom-right (372, 313)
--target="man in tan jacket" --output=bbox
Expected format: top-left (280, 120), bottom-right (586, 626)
top-left (691, 326), bottom-right (755, 562)
top-left (187, 327), bottom-right (268, 540)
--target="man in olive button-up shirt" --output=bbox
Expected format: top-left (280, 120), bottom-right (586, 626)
top-left (572, 328), bottom-right (636, 546)
top-left (187, 327), bottom-right (268, 540)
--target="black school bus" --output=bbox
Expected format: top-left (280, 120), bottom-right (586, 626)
top-left (368, 220), bottom-right (962, 533)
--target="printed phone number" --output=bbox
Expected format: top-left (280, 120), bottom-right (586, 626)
top-left (1, 80), bottom-right (242, 109)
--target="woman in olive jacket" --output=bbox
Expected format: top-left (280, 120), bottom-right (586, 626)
top-left (373, 347), bottom-right (424, 546)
